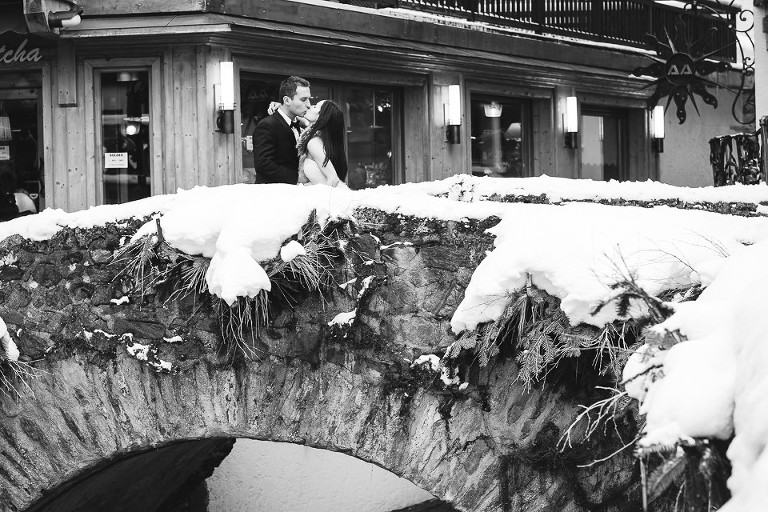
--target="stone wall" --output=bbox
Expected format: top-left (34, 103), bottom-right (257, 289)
top-left (0, 210), bottom-right (641, 512)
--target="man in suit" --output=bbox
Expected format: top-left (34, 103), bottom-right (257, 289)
top-left (252, 76), bottom-right (311, 184)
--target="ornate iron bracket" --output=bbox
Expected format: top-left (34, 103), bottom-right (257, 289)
top-left (632, 0), bottom-right (755, 126)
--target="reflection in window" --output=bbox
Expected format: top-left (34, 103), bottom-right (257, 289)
top-left (0, 71), bottom-right (43, 217)
top-left (580, 110), bottom-right (626, 182)
top-left (345, 87), bottom-right (393, 190)
top-left (100, 70), bottom-right (151, 204)
top-left (471, 96), bottom-right (527, 178)
top-left (239, 73), bottom-right (397, 189)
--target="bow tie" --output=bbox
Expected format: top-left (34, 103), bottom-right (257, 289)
top-left (290, 120), bottom-right (302, 131)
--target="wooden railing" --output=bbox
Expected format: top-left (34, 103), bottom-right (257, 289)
top-left (342, 0), bottom-right (738, 61)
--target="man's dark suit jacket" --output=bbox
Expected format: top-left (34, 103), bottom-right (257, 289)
top-left (252, 112), bottom-right (299, 184)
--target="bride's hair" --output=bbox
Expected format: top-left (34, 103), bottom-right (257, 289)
top-left (297, 101), bottom-right (348, 181)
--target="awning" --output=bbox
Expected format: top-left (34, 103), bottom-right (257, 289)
top-left (0, 2), bottom-right (29, 35)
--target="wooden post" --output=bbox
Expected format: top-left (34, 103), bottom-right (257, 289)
top-left (760, 116), bottom-right (768, 183)
top-left (534, 0), bottom-right (545, 33)
top-left (590, 0), bottom-right (603, 35)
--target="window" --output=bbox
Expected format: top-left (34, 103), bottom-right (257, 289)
top-left (580, 108), bottom-right (628, 182)
top-left (470, 95), bottom-right (529, 178)
top-left (240, 73), bottom-right (400, 189)
top-left (97, 70), bottom-right (152, 204)
top-left (0, 71), bottom-right (43, 216)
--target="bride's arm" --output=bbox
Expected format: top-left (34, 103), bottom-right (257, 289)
top-left (307, 138), bottom-right (340, 186)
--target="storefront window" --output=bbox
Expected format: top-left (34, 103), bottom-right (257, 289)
top-left (580, 108), bottom-right (627, 181)
top-left (345, 87), bottom-right (393, 190)
top-left (471, 96), bottom-right (528, 178)
top-left (240, 73), bottom-right (398, 189)
top-left (99, 70), bottom-right (151, 204)
top-left (0, 71), bottom-right (43, 218)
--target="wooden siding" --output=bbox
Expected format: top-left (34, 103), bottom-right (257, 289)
top-left (403, 85), bottom-right (430, 183)
top-left (40, 44), bottom-right (235, 211)
top-left (429, 73), bottom-right (468, 180)
top-left (627, 109), bottom-right (657, 181)
top-left (531, 97), bottom-right (556, 176)
top-left (553, 86), bottom-right (579, 179)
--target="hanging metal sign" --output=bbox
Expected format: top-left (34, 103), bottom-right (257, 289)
top-left (632, 1), bottom-right (755, 125)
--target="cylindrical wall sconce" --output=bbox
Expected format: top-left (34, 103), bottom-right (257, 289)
top-left (564, 95), bottom-right (579, 149)
top-left (446, 84), bottom-right (461, 144)
top-left (217, 61), bottom-right (235, 134)
top-left (651, 105), bottom-right (665, 153)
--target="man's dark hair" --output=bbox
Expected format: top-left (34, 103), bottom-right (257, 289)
top-left (279, 76), bottom-right (310, 103)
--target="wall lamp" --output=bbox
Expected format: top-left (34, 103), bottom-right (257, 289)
top-left (48, 4), bottom-right (83, 29)
top-left (483, 101), bottom-right (503, 118)
top-left (216, 61), bottom-right (235, 134)
top-left (445, 84), bottom-right (461, 145)
top-left (564, 96), bottom-right (579, 149)
top-left (651, 105), bottom-right (665, 153)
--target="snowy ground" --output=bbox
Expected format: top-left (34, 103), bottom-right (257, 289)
top-left (2, 174), bottom-right (768, 509)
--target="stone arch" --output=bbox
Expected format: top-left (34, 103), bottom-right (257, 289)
top-left (1, 349), bottom-right (500, 512)
top-left (0, 218), bottom-right (640, 512)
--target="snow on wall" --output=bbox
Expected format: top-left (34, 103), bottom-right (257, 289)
top-left (4, 176), bottom-right (768, 509)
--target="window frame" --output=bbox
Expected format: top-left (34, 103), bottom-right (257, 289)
top-left (84, 57), bottom-right (162, 206)
top-left (579, 105), bottom-right (630, 182)
top-left (236, 69), bottom-right (404, 188)
top-left (468, 92), bottom-right (534, 178)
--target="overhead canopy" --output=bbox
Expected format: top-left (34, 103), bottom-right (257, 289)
top-left (0, 1), bottom-right (29, 35)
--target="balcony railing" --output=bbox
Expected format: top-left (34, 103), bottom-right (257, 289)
top-left (342, 0), bottom-right (738, 62)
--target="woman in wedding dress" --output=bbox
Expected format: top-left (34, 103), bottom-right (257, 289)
top-left (296, 100), bottom-right (348, 187)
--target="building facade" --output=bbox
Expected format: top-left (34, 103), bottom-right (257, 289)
top-left (0, 0), bottom-right (748, 213)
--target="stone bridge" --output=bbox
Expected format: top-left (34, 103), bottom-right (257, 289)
top-left (0, 208), bottom-right (640, 512)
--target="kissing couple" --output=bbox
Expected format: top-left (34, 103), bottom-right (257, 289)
top-left (252, 75), bottom-right (348, 188)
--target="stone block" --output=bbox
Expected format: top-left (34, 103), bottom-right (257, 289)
top-left (113, 317), bottom-right (166, 340)
top-left (17, 330), bottom-right (54, 359)
top-left (89, 249), bottom-right (114, 265)
top-left (31, 264), bottom-right (62, 287)
top-left (4, 287), bottom-right (31, 309)
top-left (91, 285), bottom-right (116, 306)
top-left (0, 265), bottom-right (24, 281)
top-left (70, 281), bottom-right (96, 302)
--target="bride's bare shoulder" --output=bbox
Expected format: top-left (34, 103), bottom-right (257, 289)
top-left (306, 135), bottom-right (326, 152)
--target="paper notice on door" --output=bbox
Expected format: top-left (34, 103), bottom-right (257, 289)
top-left (105, 152), bottom-right (128, 168)
top-left (0, 146), bottom-right (9, 160)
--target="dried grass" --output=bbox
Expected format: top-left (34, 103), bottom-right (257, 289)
top-left (0, 360), bottom-right (39, 400)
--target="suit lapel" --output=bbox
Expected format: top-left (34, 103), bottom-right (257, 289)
top-left (274, 112), bottom-right (294, 138)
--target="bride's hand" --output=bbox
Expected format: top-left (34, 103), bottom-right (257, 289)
top-left (266, 101), bottom-right (281, 115)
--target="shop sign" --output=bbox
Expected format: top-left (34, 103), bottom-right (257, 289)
top-left (105, 152), bottom-right (128, 169)
top-left (0, 146), bottom-right (8, 160)
top-left (0, 38), bottom-right (42, 65)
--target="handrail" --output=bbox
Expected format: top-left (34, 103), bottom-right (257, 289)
top-left (345, 0), bottom-right (738, 62)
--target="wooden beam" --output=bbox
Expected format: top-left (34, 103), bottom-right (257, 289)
top-left (76, 0), bottom-right (206, 16)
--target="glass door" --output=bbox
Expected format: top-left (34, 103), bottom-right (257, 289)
top-left (580, 108), bottom-right (628, 182)
top-left (97, 69), bottom-right (152, 204)
top-left (239, 73), bottom-right (399, 189)
top-left (0, 71), bottom-right (44, 217)
top-left (344, 86), bottom-right (394, 190)
top-left (470, 95), bottom-right (530, 178)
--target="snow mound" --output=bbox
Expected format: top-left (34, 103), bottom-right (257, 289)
top-left (451, 202), bottom-right (765, 331)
